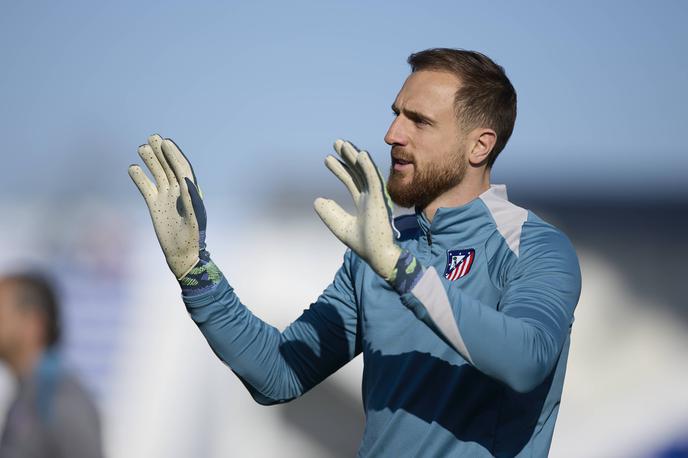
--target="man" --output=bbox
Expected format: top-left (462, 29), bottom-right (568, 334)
top-left (129, 48), bottom-right (581, 456)
top-left (0, 273), bottom-right (102, 458)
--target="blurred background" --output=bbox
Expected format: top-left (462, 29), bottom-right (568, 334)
top-left (1, 1), bottom-right (687, 456)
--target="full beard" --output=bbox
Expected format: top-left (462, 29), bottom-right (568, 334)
top-left (387, 151), bottom-right (467, 210)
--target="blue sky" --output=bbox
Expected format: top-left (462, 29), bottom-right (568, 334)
top-left (1, 1), bottom-right (686, 203)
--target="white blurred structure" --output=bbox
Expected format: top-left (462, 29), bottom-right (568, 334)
top-left (552, 251), bottom-right (688, 457)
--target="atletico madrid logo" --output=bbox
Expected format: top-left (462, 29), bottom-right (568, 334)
top-left (444, 249), bottom-right (475, 281)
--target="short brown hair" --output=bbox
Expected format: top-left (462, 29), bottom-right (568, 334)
top-left (408, 48), bottom-right (517, 167)
top-left (2, 272), bottom-right (61, 346)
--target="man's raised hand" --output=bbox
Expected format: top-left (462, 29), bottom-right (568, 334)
top-left (128, 134), bottom-right (207, 280)
top-left (314, 140), bottom-right (402, 281)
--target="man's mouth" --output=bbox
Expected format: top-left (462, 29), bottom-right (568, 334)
top-left (392, 154), bottom-right (414, 172)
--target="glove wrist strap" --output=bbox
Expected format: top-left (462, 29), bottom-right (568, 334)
top-left (178, 250), bottom-right (223, 296)
top-left (388, 249), bottom-right (424, 295)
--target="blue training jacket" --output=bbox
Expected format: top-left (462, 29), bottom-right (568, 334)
top-left (183, 184), bottom-right (582, 457)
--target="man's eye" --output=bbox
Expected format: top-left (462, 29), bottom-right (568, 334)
top-left (391, 110), bottom-right (399, 117)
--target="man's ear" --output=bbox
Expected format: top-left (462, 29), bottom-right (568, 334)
top-left (468, 128), bottom-right (497, 166)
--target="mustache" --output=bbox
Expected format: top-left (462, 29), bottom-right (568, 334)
top-left (391, 146), bottom-right (415, 163)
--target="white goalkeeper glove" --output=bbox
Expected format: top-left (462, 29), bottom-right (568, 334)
top-left (314, 140), bottom-right (402, 281)
top-left (128, 134), bottom-right (206, 280)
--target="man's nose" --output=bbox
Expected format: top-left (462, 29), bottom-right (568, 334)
top-left (384, 117), bottom-right (407, 146)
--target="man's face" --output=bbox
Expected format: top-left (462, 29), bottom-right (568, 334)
top-left (385, 70), bottom-right (468, 209)
top-left (0, 282), bottom-right (24, 361)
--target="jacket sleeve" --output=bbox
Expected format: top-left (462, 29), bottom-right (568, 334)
top-left (183, 250), bottom-right (360, 404)
top-left (396, 224), bottom-right (581, 393)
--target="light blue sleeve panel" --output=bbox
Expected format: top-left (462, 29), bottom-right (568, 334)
top-left (182, 250), bottom-right (360, 405)
top-left (401, 221), bottom-right (581, 393)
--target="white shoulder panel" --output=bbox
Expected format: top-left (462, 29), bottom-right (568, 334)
top-left (479, 185), bottom-right (528, 257)
top-left (411, 267), bottom-right (473, 363)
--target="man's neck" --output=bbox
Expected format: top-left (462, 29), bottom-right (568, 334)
top-left (422, 169), bottom-right (491, 223)
top-left (7, 345), bottom-right (43, 380)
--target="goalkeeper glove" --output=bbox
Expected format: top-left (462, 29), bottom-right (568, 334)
top-left (315, 140), bottom-right (423, 290)
top-left (128, 134), bottom-right (221, 294)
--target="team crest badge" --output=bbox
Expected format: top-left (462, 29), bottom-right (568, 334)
top-left (444, 249), bottom-right (475, 281)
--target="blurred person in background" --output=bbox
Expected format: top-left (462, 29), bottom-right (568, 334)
top-left (130, 48), bottom-right (581, 457)
top-left (0, 272), bottom-right (102, 458)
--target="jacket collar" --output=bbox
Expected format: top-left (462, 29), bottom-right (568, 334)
top-left (415, 185), bottom-right (508, 236)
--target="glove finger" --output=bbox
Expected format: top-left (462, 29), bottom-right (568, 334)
top-left (334, 139), bottom-right (366, 192)
top-left (185, 177), bottom-right (207, 232)
top-left (358, 152), bottom-right (397, 232)
top-left (162, 138), bottom-right (194, 189)
top-left (148, 134), bottom-right (178, 187)
top-left (357, 151), bottom-right (385, 197)
top-left (324, 155), bottom-right (361, 203)
top-left (313, 197), bottom-right (355, 245)
top-left (352, 145), bottom-right (382, 195)
top-left (335, 139), bottom-right (359, 166)
top-left (159, 138), bottom-right (199, 220)
top-left (128, 164), bottom-right (157, 204)
top-left (162, 138), bottom-right (198, 184)
top-left (138, 144), bottom-right (168, 189)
